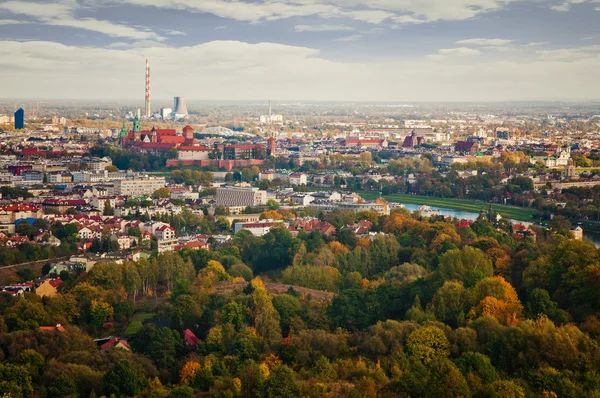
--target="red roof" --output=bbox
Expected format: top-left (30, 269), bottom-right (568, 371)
top-left (100, 337), bottom-right (131, 350)
top-left (48, 279), bottom-right (63, 288)
top-left (39, 324), bottom-right (66, 333)
top-left (183, 125), bottom-right (194, 132)
top-left (43, 199), bottom-right (86, 206)
top-left (156, 129), bottom-right (177, 136)
top-left (184, 329), bottom-right (200, 346)
top-left (159, 136), bottom-right (186, 144)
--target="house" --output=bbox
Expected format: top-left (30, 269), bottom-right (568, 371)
top-left (110, 233), bottom-right (133, 250)
top-left (36, 279), bottom-right (62, 298)
top-left (513, 224), bottom-right (537, 242)
top-left (289, 173), bottom-right (308, 186)
top-left (39, 324), bottom-right (66, 333)
top-left (184, 329), bottom-right (200, 347)
top-left (454, 141), bottom-right (479, 155)
top-left (288, 219), bottom-right (336, 237)
top-left (98, 337), bottom-right (131, 351)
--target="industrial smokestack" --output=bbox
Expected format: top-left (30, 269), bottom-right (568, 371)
top-left (145, 59), bottom-right (151, 118)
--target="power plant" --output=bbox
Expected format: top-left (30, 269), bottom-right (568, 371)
top-left (173, 96), bottom-right (188, 119)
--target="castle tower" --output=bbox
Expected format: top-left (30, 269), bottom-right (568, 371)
top-left (267, 136), bottom-right (276, 157)
top-left (183, 125), bottom-right (194, 140)
top-left (565, 158), bottom-right (576, 180)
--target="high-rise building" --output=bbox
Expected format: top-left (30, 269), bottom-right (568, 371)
top-left (173, 97), bottom-right (188, 119)
top-left (14, 108), bottom-right (24, 129)
top-left (145, 59), bottom-right (151, 118)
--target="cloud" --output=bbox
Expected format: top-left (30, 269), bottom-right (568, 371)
top-left (333, 34), bottom-right (363, 42)
top-left (438, 47), bottom-right (482, 55)
top-left (165, 30), bottom-right (186, 36)
top-left (456, 38), bottom-right (514, 46)
top-left (0, 0), bottom-right (165, 40)
top-left (101, 0), bottom-right (525, 25)
top-left (524, 41), bottom-right (549, 46)
top-left (0, 19), bottom-right (28, 25)
top-left (294, 24), bottom-right (354, 32)
top-left (536, 45), bottom-right (600, 60)
top-left (1, 40), bottom-right (599, 101)
top-left (550, 2), bottom-right (571, 11)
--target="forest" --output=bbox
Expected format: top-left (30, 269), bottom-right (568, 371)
top-left (1, 208), bottom-right (600, 397)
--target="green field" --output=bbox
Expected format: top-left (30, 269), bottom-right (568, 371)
top-left (124, 313), bottom-right (155, 336)
top-left (359, 192), bottom-right (537, 221)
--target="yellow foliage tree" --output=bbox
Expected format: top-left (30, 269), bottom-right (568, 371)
top-left (180, 361), bottom-right (201, 385)
top-left (260, 210), bottom-right (284, 220)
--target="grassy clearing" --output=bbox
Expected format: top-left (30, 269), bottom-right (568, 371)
top-left (124, 313), bottom-right (155, 336)
top-left (359, 192), bottom-right (537, 221)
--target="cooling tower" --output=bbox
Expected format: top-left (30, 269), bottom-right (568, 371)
top-left (173, 97), bottom-right (188, 118)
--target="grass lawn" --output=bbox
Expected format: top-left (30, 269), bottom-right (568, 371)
top-left (124, 313), bottom-right (155, 336)
top-left (359, 192), bottom-right (537, 221)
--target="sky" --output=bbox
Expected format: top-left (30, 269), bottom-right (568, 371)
top-left (0, 0), bottom-right (599, 102)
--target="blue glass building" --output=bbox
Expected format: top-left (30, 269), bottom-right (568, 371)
top-left (14, 108), bottom-right (24, 129)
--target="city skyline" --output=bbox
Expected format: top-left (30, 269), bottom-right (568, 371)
top-left (0, 0), bottom-right (599, 101)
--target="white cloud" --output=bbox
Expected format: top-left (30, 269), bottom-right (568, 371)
top-left (536, 45), bottom-right (600, 60)
top-left (524, 41), bottom-right (549, 46)
top-left (1, 40), bottom-right (599, 101)
top-left (333, 34), bottom-right (363, 42)
top-left (438, 47), bottom-right (481, 55)
top-left (550, 2), bottom-right (571, 11)
top-left (456, 38), bottom-right (514, 46)
top-left (0, 0), bottom-right (165, 40)
top-left (294, 24), bottom-right (354, 32)
top-left (165, 30), bottom-right (187, 36)
top-left (0, 19), bottom-right (27, 25)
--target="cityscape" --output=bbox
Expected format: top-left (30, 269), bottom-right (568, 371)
top-left (0, 0), bottom-right (600, 397)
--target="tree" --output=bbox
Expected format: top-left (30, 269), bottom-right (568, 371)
top-left (425, 359), bottom-right (470, 398)
top-left (89, 299), bottom-right (114, 329)
top-left (228, 263), bottom-right (253, 281)
top-left (0, 363), bottom-right (34, 398)
top-left (431, 281), bottom-right (469, 328)
top-left (103, 360), bottom-right (148, 397)
top-left (152, 188), bottom-right (171, 199)
top-left (262, 365), bottom-right (302, 398)
top-left (267, 199), bottom-right (280, 210)
top-left (438, 246), bottom-right (493, 287)
top-left (406, 326), bottom-right (451, 365)
top-left (251, 278), bottom-right (282, 347)
top-left (100, 199), bottom-right (114, 217)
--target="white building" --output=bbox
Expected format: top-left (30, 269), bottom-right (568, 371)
top-left (114, 177), bottom-right (166, 196)
top-left (92, 196), bottom-right (117, 213)
top-left (178, 147), bottom-right (210, 161)
top-left (216, 187), bottom-right (267, 207)
top-left (234, 220), bottom-right (287, 236)
top-left (289, 173), bottom-right (308, 186)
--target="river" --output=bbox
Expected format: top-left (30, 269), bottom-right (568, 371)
top-left (402, 203), bottom-right (600, 248)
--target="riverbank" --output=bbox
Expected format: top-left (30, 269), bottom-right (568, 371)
top-left (358, 192), bottom-right (537, 221)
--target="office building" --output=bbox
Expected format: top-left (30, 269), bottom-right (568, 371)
top-left (14, 108), bottom-right (24, 129)
top-left (216, 187), bottom-right (267, 207)
top-left (114, 177), bottom-right (166, 196)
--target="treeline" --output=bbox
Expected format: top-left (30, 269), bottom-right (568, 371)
top-left (3, 208), bottom-right (600, 396)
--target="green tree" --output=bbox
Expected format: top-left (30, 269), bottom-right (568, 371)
top-left (0, 363), bottom-right (34, 398)
top-left (262, 365), bottom-right (302, 398)
top-left (406, 326), bottom-right (451, 365)
top-left (266, 199), bottom-right (280, 210)
top-left (103, 200), bottom-right (114, 216)
top-left (152, 188), bottom-right (171, 199)
top-left (251, 278), bottom-right (282, 347)
top-left (89, 299), bottom-right (114, 329)
top-left (438, 246), bottom-right (493, 287)
top-left (103, 360), bottom-right (148, 397)
top-left (425, 359), bottom-right (470, 398)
